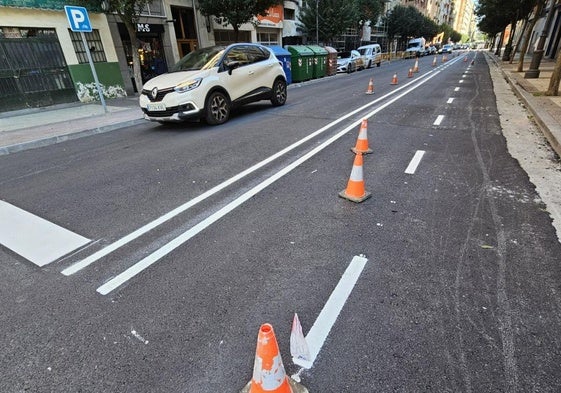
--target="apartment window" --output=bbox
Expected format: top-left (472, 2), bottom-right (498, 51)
top-left (284, 8), bottom-right (295, 20)
top-left (257, 31), bottom-right (279, 46)
top-left (214, 30), bottom-right (251, 45)
top-left (69, 29), bottom-right (107, 63)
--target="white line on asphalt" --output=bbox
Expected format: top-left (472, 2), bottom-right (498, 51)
top-left (459, 79), bottom-right (464, 83)
top-left (405, 150), bottom-right (426, 174)
top-left (0, 201), bottom-right (90, 266)
top-left (301, 255), bottom-right (368, 368)
top-left (447, 98), bottom-right (454, 104)
top-left (433, 115), bottom-right (444, 126)
top-left (63, 63), bottom-right (446, 277)
top-left (454, 87), bottom-right (460, 92)
top-left (95, 69), bottom-right (444, 295)
top-left (462, 74), bottom-right (467, 78)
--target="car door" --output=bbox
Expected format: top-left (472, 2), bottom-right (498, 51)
top-left (218, 45), bottom-right (267, 102)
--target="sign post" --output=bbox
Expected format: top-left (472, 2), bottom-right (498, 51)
top-left (64, 5), bottom-right (107, 113)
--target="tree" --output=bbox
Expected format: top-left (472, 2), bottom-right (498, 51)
top-left (517, 0), bottom-right (546, 71)
top-left (386, 5), bottom-right (439, 49)
top-left (95, 0), bottom-right (151, 93)
top-left (297, 0), bottom-right (360, 45)
top-left (197, 0), bottom-right (282, 42)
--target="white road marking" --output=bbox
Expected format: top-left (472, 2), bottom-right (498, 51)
top-left (303, 255), bottom-right (368, 368)
top-left (64, 64), bottom-right (446, 277)
top-left (0, 200), bottom-right (90, 266)
top-left (433, 115), bottom-right (444, 126)
top-left (459, 79), bottom-right (464, 83)
top-left (405, 150), bottom-right (426, 174)
top-left (454, 87), bottom-right (460, 91)
top-left (462, 74), bottom-right (467, 78)
top-left (96, 69), bottom-right (444, 295)
top-left (447, 98), bottom-right (454, 104)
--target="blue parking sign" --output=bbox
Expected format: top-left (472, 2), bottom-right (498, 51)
top-left (64, 5), bottom-right (92, 32)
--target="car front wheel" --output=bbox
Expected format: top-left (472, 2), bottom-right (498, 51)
top-left (204, 91), bottom-right (230, 125)
top-left (271, 78), bottom-right (287, 106)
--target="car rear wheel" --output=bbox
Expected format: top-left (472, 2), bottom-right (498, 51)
top-left (271, 78), bottom-right (287, 106)
top-left (204, 91), bottom-right (230, 125)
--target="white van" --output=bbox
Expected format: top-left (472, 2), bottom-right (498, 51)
top-left (357, 44), bottom-right (382, 68)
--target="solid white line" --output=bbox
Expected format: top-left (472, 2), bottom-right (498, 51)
top-left (63, 68), bottom-right (439, 277)
top-left (405, 150), bottom-right (426, 174)
top-left (447, 98), bottom-right (454, 104)
top-left (433, 115), bottom-right (444, 126)
top-left (454, 87), bottom-right (460, 91)
top-left (0, 201), bottom-right (90, 266)
top-left (96, 70), bottom-right (443, 295)
top-left (304, 255), bottom-right (368, 367)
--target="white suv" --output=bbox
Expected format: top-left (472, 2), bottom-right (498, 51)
top-left (139, 43), bottom-right (287, 125)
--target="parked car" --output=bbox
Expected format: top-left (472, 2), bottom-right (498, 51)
top-left (424, 45), bottom-right (437, 55)
top-left (356, 44), bottom-right (382, 68)
top-left (336, 50), bottom-right (365, 73)
top-left (439, 44), bottom-right (453, 54)
top-left (139, 43), bottom-right (288, 125)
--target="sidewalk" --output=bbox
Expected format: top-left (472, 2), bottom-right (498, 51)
top-left (487, 52), bottom-right (561, 157)
top-left (0, 96), bottom-right (144, 155)
top-left (0, 54), bottom-right (560, 157)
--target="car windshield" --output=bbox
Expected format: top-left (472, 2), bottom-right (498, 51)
top-left (170, 46), bottom-right (225, 72)
top-left (338, 51), bottom-right (351, 59)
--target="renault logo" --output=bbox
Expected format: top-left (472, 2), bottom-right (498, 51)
top-left (150, 87), bottom-right (158, 100)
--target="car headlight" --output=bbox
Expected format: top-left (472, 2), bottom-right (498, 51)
top-left (174, 78), bottom-right (202, 93)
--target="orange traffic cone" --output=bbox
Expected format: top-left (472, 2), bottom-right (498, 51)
top-left (442, 54), bottom-right (447, 62)
top-left (390, 73), bottom-right (398, 85)
top-left (241, 324), bottom-right (308, 393)
top-left (365, 78), bottom-right (374, 95)
top-left (463, 56), bottom-right (467, 62)
top-left (407, 68), bottom-right (413, 78)
top-left (351, 119), bottom-right (373, 154)
top-left (471, 59), bottom-right (474, 65)
top-left (339, 153), bottom-right (371, 203)
top-left (432, 56), bottom-right (437, 67)
top-left (413, 58), bottom-right (419, 72)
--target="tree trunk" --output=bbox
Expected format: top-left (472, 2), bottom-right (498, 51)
top-left (126, 22), bottom-right (143, 93)
top-left (510, 18), bottom-right (528, 63)
top-left (495, 30), bottom-right (505, 56)
top-left (518, 0), bottom-right (546, 72)
top-left (546, 47), bottom-right (561, 95)
top-left (503, 17), bottom-right (518, 61)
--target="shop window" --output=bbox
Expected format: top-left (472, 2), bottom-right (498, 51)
top-left (69, 29), bottom-right (107, 63)
top-left (257, 31), bottom-right (279, 46)
top-left (214, 30), bottom-right (251, 46)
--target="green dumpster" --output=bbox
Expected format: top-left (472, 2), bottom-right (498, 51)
top-left (307, 45), bottom-right (328, 78)
top-left (287, 45), bottom-right (314, 82)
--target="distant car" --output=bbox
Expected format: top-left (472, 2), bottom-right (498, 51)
top-left (139, 43), bottom-right (287, 125)
top-left (439, 44), bottom-right (453, 54)
top-left (424, 46), bottom-right (437, 55)
top-left (337, 50), bottom-right (365, 73)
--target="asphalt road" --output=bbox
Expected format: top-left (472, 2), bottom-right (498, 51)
top-left (1, 52), bottom-right (561, 392)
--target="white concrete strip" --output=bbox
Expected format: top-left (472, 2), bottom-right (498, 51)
top-left (64, 66), bottom-right (443, 277)
top-left (303, 255), bottom-right (368, 368)
top-left (96, 70), bottom-right (444, 295)
top-left (0, 200), bottom-right (90, 266)
top-left (433, 115), bottom-right (444, 126)
top-left (454, 87), bottom-right (460, 92)
top-left (447, 98), bottom-right (454, 104)
top-left (405, 150), bottom-right (426, 174)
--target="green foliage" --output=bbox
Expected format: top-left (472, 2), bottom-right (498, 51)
top-left (197, 0), bottom-right (283, 32)
top-left (476, 0), bottom-right (537, 35)
top-left (297, 0), bottom-right (360, 44)
top-left (386, 5), bottom-right (438, 40)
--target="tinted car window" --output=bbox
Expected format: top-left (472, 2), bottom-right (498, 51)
top-left (246, 46), bottom-right (270, 63)
top-left (170, 46), bottom-right (224, 72)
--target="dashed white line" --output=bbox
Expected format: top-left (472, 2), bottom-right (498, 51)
top-left (447, 98), bottom-right (454, 104)
top-left (454, 87), bottom-right (460, 91)
top-left (459, 79), bottom-right (464, 83)
top-left (302, 255), bottom-right (368, 368)
top-left (405, 150), bottom-right (426, 174)
top-left (433, 115), bottom-right (444, 126)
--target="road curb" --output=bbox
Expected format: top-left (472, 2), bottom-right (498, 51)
top-left (0, 118), bottom-right (145, 156)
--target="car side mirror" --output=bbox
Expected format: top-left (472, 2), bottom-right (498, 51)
top-left (224, 60), bottom-right (241, 75)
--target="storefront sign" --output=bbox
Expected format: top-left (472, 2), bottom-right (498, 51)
top-left (257, 5), bottom-right (283, 27)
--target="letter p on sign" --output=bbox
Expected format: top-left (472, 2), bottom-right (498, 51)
top-left (64, 5), bottom-right (92, 32)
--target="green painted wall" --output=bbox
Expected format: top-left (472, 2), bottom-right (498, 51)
top-left (68, 62), bottom-right (127, 102)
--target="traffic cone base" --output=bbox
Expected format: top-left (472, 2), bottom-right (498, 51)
top-left (351, 119), bottom-right (373, 154)
top-left (339, 188), bottom-right (372, 203)
top-left (241, 378), bottom-right (309, 393)
top-left (365, 78), bottom-right (374, 95)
